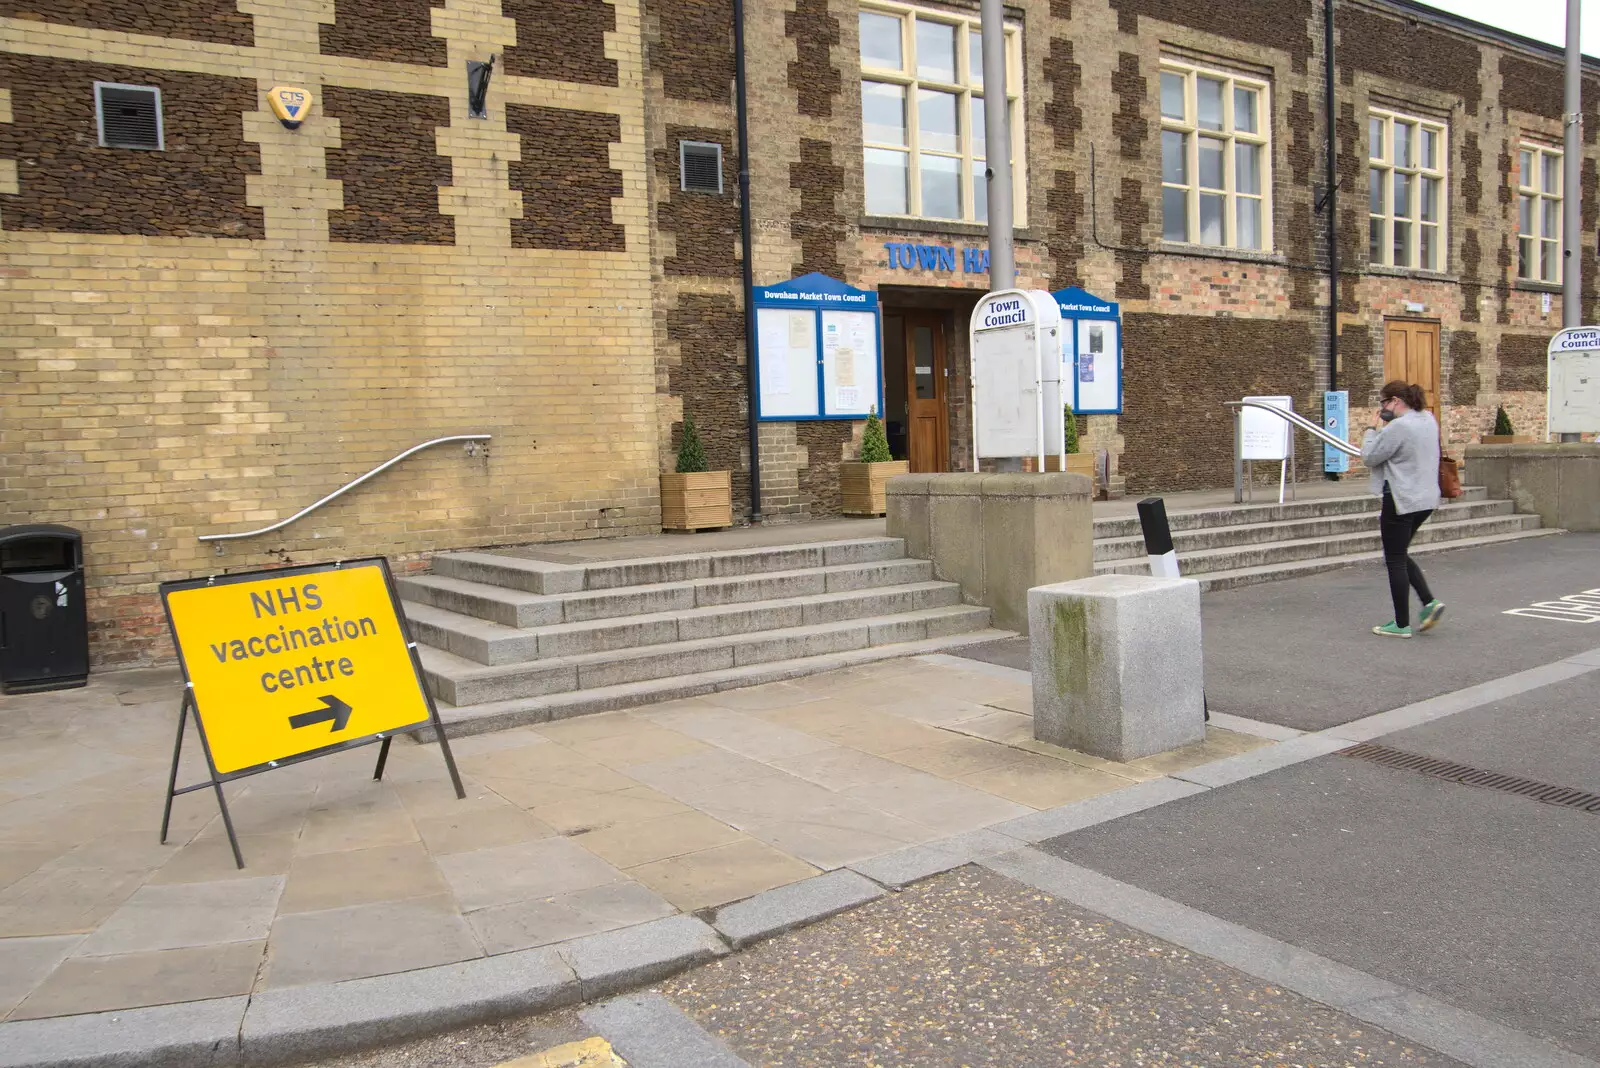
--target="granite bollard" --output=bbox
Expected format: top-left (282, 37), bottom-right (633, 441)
top-left (1028, 574), bottom-right (1205, 761)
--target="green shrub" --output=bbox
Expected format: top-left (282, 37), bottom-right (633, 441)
top-left (675, 415), bottom-right (709, 473)
top-left (1063, 401), bottom-right (1081, 455)
top-left (859, 407), bottom-right (893, 463)
top-left (1493, 405), bottom-right (1514, 436)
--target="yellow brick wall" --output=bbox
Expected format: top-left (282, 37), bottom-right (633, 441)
top-left (0, 1), bottom-right (660, 665)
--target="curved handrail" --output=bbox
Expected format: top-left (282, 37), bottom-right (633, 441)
top-left (1226, 400), bottom-right (1360, 457)
top-left (198, 434), bottom-right (491, 543)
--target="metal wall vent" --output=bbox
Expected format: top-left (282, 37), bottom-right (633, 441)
top-left (680, 140), bottom-right (723, 194)
top-left (96, 83), bottom-right (163, 151)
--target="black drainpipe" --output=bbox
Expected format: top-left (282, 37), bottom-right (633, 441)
top-left (1324, 0), bottom-right (1339, 396)
top-left (733, 0), bottom-right (762, 522)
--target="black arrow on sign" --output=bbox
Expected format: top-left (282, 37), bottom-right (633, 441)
top-left (288, 695), bottom-right (353, 732)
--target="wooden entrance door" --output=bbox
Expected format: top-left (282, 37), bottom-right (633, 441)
top-left (902, 311), bottom-right (949, 473)
top-left (1383, 319), bottom-right (1441, 419)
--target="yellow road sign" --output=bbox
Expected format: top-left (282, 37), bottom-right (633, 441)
top-left (162, 559), bottom-right (432, 775)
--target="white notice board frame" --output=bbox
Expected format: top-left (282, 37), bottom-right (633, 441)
top-left (753, 273), bottom-right (884, 421)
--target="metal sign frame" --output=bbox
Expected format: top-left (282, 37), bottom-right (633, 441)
top-left (157, 557), bottom-right (464, 868)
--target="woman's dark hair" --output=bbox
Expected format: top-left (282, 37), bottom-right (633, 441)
top-left (1379, 380), bottom-right (1427, 411)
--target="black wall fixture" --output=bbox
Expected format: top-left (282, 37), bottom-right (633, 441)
top-left (467, 56), bottom-right (496, 119)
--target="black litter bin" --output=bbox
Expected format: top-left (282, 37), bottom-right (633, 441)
top-left (0, 525), bottom-right (88, 694)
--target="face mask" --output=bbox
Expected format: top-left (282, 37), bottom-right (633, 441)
top-left (1379, 409), bottom-right (1397, 422)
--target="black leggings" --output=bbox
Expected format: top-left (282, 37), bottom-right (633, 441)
top-left (1380, 489), bottom-right (1434, 627)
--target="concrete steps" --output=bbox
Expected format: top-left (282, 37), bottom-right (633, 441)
top-left (422, 627), bottom-right (1015, 739)
top-left (1092, 487), bottom-right (1557, 591)
top-left (403, 536), bottom-right (999, 732)
top-left (1093, 497), bottom-right (1517, 564)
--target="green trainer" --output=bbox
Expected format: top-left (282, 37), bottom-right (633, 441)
top-left (1417, 600), bottom-right (1446, 632)
top-left (1372, 622), bottom-right (1412, 638)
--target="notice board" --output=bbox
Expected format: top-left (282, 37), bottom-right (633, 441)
top-left (754, 273), bottom-right (883, 420)
top-left (1052, 287), bottom-right (1123, 415)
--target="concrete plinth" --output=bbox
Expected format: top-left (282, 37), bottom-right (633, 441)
top-left (1463, 443), bottom-right (1600, 532)
top-left (886, 473), bottom-right (1094, 634)
top-left (1028, 574), bottom-right (1206, 761)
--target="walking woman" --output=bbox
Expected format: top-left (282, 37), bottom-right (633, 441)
top-left (1362, 381), bottom-right (1446, 638)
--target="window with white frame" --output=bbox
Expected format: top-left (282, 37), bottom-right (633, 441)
top-left (1368, 110), bottom-right (1446, 271)
top-left (858, 3), bottom-right (1023, 223)
top-left (1517, 142), bottom-right (1562, 283)
top-left (1159, 61), bottom-right (1270, 250)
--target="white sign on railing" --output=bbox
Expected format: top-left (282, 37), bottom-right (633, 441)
top-left (1240, 395), bottom-right (1293, 461)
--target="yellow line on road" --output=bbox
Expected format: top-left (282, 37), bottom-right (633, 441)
top-left (493, 1036), bottom-right (626, 1068)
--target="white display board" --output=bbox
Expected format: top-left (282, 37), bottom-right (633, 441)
top-left (1074, 320), bottom-right (1120, 413)
top-left (1548, 328), bottom-right (1600, 434)
top-left (1240, 395), bottom-right (1293, 461)
top-left (971, 290), bottom-right (1063, 459)
top-left (821, 310), bottom-right (880, 417)
top-left (756, 307), bottom-right (819, 419)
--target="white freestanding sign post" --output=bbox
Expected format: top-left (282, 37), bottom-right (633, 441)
top-left (970, 289), bottom-right (1064, 469)
top-left (1548, 327), bottom-right (1600, 436)
top-left (1239, 394), bottom-right (1295, 504)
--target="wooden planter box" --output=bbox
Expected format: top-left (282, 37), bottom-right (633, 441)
top-left (661, 470), bottom-right (732, 531)
top-left (840, 460), bottom-right (910, 516)
top-left (1022, 454), bottom-right (1097, 477)
top-left (1480, 434), bottom-right (1534, 444)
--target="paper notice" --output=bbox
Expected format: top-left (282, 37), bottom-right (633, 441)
top-left (791, 313), bottom-right (813, 348)
top-left (758, 312), bottom-right (791, 395)
top-left (834, 346), bottom-right (856, 387)
top-left (836, 385), bottom-right (860, 410)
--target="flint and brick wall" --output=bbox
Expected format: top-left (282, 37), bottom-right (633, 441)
top-left (0, 0), bottom-right (655, 665)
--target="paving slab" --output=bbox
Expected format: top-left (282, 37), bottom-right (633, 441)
top-left (261, 895), bottom-right (483, 989)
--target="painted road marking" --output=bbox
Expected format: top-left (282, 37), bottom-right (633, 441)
top-left (1504, 588), bottom-right (1600, 623)
top-left (494, 1036), bottom-right (626, 1067)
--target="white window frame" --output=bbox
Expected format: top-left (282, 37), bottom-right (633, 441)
top-left (1159, 59), bottom-right (1272, 251)
top-left (858, 1), bottom-right (1025, 225)
top-left (94, 81), bottom-right (164, 151)
top-left (1367, 109), bottom-right (1447, 272)
top-left (1517, 141), bottom-right (1562, 284)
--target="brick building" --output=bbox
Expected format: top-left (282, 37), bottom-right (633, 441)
top-left (0, 0), bottom-right (1590, 664)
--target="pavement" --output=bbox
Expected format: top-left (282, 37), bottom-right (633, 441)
top-left (0, 645), bottom-right (1265, 1062)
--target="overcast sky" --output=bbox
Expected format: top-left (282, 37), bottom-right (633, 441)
top-left (1420, 0), bottom-right (1599, 57)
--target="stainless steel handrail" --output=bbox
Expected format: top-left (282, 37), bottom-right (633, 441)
top-left (1226, 400), bottom-right (1360, 457)
top-left (1226, 401), bottom-right (1360, 504)
top-left (198, 434), bottom-right (491, 543)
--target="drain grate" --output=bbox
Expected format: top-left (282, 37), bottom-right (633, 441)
top-left (1338, 742), bottom-right (1600, 814)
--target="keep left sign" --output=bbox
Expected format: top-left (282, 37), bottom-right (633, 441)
top-left (161, 559), bottom-right (432, 775)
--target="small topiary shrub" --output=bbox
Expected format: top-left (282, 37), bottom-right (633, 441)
top-left (1493, 405), bottom-right (1514, 436)
top-left (859, 407), bottom-right (893, 464)
top-left (675, 415), bottom-right (709, 473)
top-left (1063, 401), bottom-right (1081, 455)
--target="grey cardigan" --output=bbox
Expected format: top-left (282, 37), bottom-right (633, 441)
top-left (1362, 409), bottom-right (1441, 515)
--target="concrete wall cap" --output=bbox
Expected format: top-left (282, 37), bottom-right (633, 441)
top-left (980, 473), bottom-right (1093, 497)
top-left (1031, 574), bottom-right (1200, 598)
top-left (1464, 443), bottom-right (1600, 457)
top-left (885, 473), bottom-right (936, 495)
